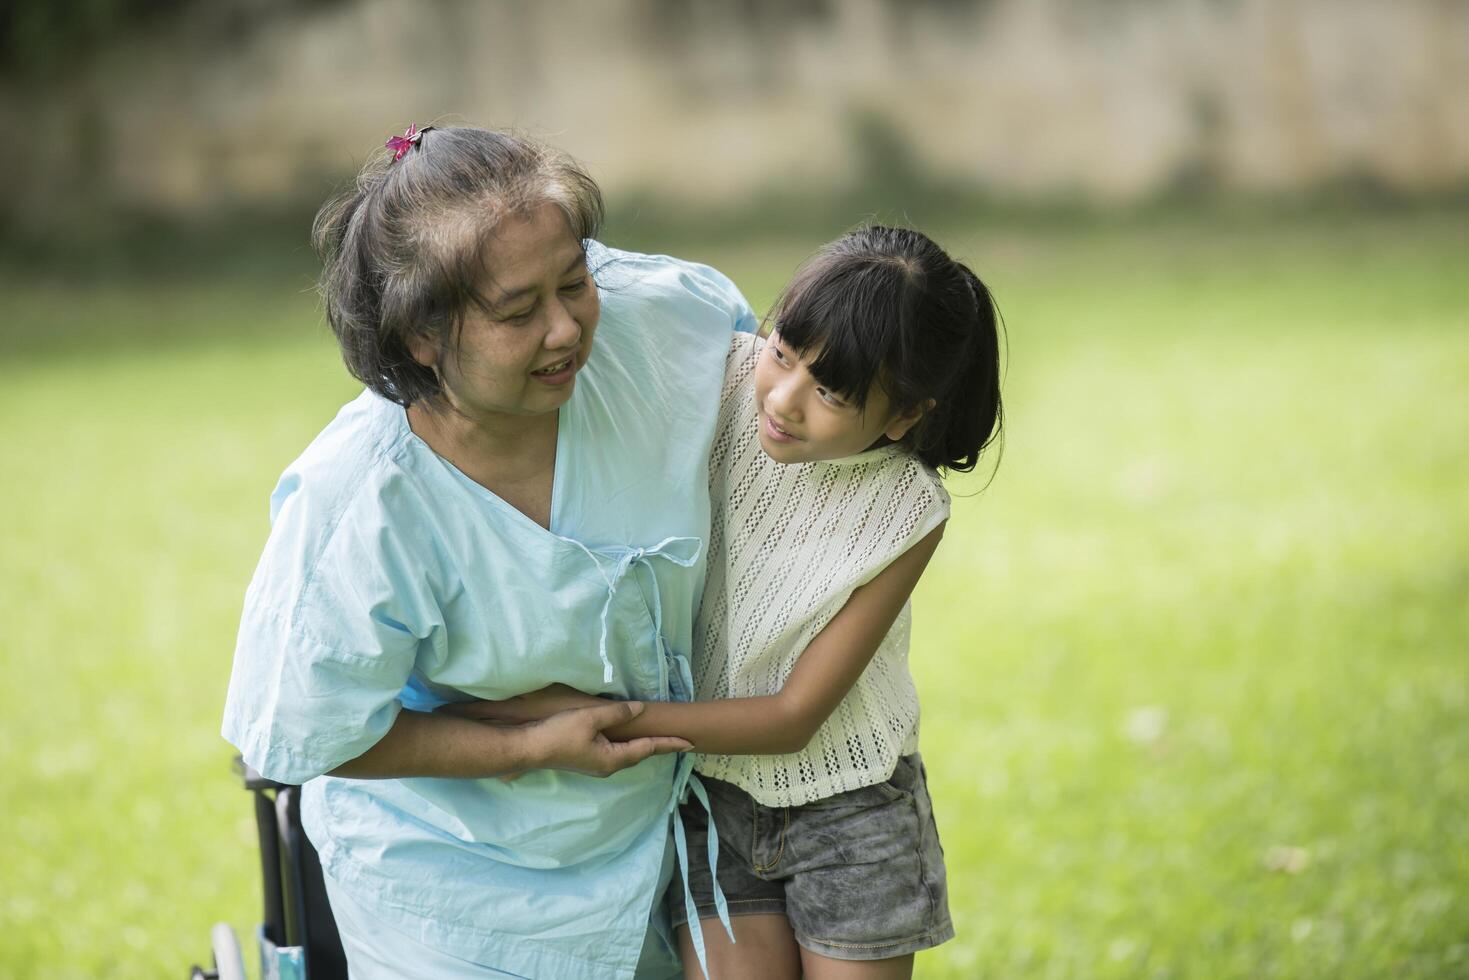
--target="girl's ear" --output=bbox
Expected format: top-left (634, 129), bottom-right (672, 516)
top-left (406, 331), bottom-right (439, 370)
top-left (884, 398), bottom-right (936, 442)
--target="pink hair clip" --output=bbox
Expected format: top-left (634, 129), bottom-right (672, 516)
top-left (386, 123), bottom-right (428, 162)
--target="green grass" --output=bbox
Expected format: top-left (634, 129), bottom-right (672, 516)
top-left (2, 210), bottom-right (1467, 978)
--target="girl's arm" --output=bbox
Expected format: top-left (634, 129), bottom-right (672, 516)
top-left (329, 701), bottom-right (691, 779)
top-left (618, 520), bottom-right (945, 753)
top-left (445, 521), bottom-right (945, 755)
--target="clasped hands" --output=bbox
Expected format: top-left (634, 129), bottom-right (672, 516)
top-left (437, 684), bottom-right (687, 780)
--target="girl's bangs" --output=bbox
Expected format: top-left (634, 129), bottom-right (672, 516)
top-left (774, 266), bottom-right (898, 411)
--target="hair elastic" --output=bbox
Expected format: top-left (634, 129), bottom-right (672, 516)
top-left (386, 123), bottom-right (432, 161)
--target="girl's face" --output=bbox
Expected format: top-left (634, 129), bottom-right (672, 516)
top-left (753, 331), bottom-right (923, 465)
top-left (411, 202), bottom-right (599, 421)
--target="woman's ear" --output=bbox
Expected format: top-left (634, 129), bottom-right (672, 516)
top-left (406, 331), bottom-right (439, 370)
top-left (884, 398), bottom-right (937, 442)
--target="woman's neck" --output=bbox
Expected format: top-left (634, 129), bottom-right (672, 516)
top-left (407, 401), bottom-right (560, 526)
top-left (410, 399), bottom-right (555, 457)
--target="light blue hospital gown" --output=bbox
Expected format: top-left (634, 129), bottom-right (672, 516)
top-left (222, 244), bottom-right (757, 979)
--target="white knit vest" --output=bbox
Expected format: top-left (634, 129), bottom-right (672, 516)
top-left (692, 333), bottom-right (950, 807)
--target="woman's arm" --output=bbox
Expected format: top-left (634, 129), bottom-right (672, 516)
top-left (445, 522), bottom-right (946, 756)
top-left (329, 701), bottom-right (690, 779)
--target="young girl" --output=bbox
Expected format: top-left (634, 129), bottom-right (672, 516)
top-left (458, 226), bottom-right (1002, 978)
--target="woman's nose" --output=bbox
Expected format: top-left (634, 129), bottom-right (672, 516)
top-left (544, 298), bottom-right (582, 351)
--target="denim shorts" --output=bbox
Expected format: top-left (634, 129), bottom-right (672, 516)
top-left (672, 753), bottom-right (953, 961)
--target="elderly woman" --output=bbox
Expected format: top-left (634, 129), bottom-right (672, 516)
top-left (222, 126), bottom-right (755, 978)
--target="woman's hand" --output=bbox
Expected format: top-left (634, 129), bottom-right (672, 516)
top-left (519, 701), bottom-right (691, 778)
top-left (438, 684), bottom-right (605, 725)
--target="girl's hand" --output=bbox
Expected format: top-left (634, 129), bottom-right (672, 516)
top-left (438, 684), bottom-right (605, 725)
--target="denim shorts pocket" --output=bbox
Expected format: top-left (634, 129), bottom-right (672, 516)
top-left (873, 753), bottom-right (922, 802)
top-left (821, 755), bottom-right (920, 807)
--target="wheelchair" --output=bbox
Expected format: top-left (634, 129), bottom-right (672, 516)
top-left (190, 758), bottom-right (348, 980)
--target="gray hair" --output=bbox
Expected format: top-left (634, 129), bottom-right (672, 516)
top-left (311, 127), bottom-right (604, 405)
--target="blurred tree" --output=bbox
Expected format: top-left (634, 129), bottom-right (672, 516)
top-left (0, 0), bottom-right (351, 80)
top-left (1, 0), bottom-right (195, 79)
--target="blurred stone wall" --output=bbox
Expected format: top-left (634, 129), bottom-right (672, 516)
top-left (5, 0), bottom-right (1468, 219)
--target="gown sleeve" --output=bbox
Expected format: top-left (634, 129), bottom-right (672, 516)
top-left (669, 257), bottom-right (761, 336)
top-left (222, 468), bottom-right (437, 784)
top-left (588, 241), bottom-right (761, 336)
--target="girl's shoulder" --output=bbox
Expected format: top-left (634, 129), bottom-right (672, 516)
top-left (890, 448), bottom-right (951, 518)
top-left (838, 452), bottom-right (951, 579)
top-left (813, 446), bottom-right (951, 543)
top-left (902, 453), bottom-right (951, 508)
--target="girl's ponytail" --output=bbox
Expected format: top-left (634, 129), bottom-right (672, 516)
top-left (927, 261), bottom-right (1004, 473)
top-left (896, 254), bottom-right (1003, 474)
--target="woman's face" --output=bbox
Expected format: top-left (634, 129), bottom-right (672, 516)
top-left (753, 330), bottom-right (921, 464)
top-left (413, 202), bottom-right (599, 422)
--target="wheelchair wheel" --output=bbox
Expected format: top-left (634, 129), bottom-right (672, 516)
top-left (208, 923), bottom-right (246, 980)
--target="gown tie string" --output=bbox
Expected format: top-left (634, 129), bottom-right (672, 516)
top-left (567, 534), bottom-right (732, 975)
top-left (673, 768), bottom-right (735, 978)
top-left (567, 535), bottom-right (702, 683)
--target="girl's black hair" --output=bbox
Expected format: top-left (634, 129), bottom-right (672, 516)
top-left (771, 225), bottom-right (1004, 473)
top-left (311, 126), bottom-right (604, 406)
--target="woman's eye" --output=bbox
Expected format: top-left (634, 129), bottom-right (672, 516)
top-left (560, 278), bottom-right (588, 295)
top-left (506, 308), bottom-right (536, 324)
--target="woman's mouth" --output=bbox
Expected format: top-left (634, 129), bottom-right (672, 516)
top-left (530, 356), bottom-right (576, 385)
top-left (763, 414), bottom-right (800, 443)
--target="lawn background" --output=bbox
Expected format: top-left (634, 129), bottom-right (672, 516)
top-left (2, 208), bottom-right (1467, 978)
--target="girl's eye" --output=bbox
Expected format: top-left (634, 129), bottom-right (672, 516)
top-left (818, 387), bottom-right (845, 408)
top-left (771, 347), bottom-right (788, 364)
